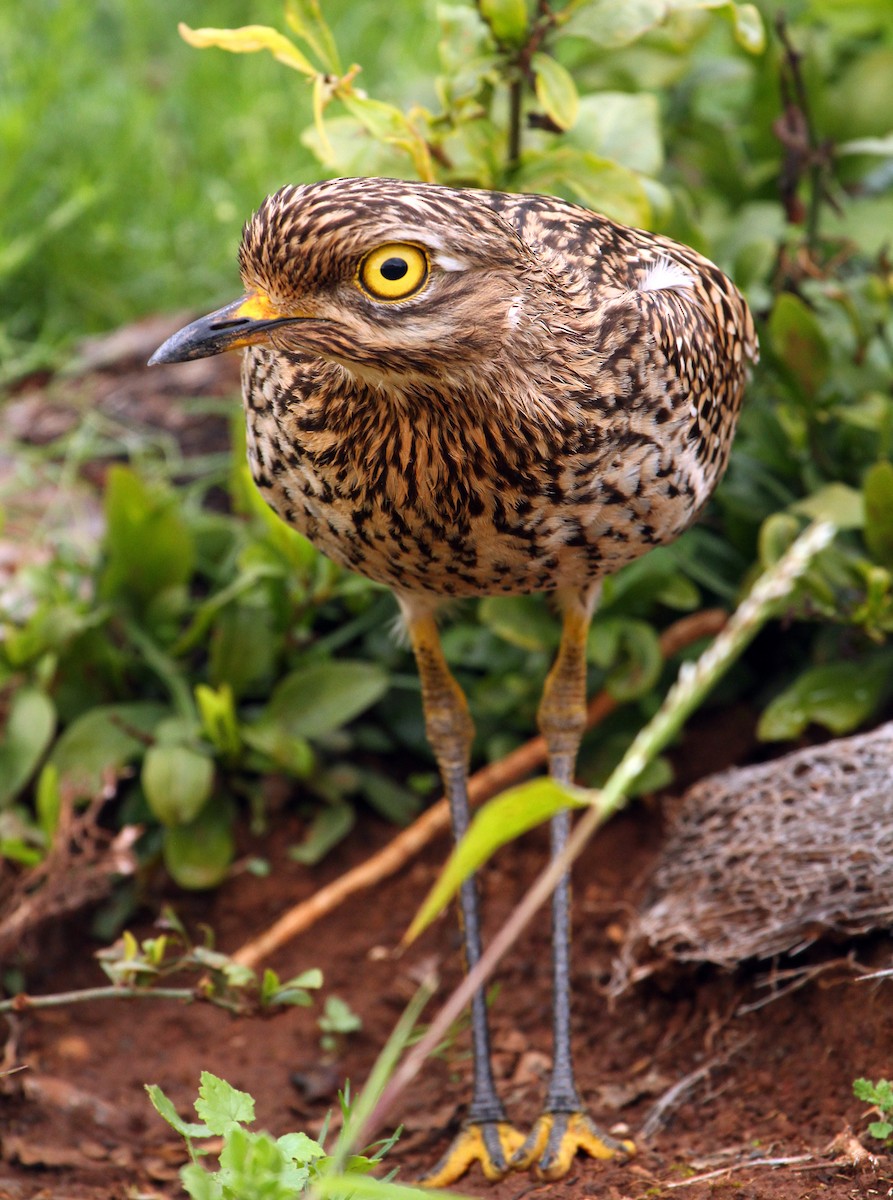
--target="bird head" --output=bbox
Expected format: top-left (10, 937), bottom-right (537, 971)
top-left (149, 177), bottom-right (549, 386)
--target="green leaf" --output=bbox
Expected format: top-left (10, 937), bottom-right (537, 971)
top-left (0, 688), bottom-right (56, 807)
top-left (588, 618), bottom-right (663, 702)
top-left (49, 702), bottom-right (168, 800)
top-left (142, 744), bottom-right (214, 827)
top-left (196, 684), bottom-right (242, 759)
top-left (406, 778), bottom-right (590, 942)
top-left (479, 0), bottom-right (528, 45)
top-left (284, 0), bottom-right (341, 72)
top-left (569, 93), bottom-right (663, 176)
top-left (758, 655), bottom-right (893, 742)
top-left (479, 594), bottom-right (559, 652)
top-left (35, 764), bottom-right (61, 840)
top-left (163, 803), bottom-right (235, 890)
top-left (562, 0), bottom-right (665, 47)
top-left (289, 800), bottom-right (355, 865)
top-left (247, 660), bottom-right (389, 742)
top-left (531, 52), bottom-right (579, 130)
top-left (864, 461), bottom-right (893, 567)
top-left (145, 1083), bottom-right (212, 1140)
top-left (516, 148), bottom-right (651, 227)
top-left (869, 1120), bottom-right (893, 1140)
top-left (318, 994), bottom-right (362, 1034)
top-left (277, 1130), bottom-right (326, 1163)
top-left (792, 483), bottom-right (864, 530)
top-left (194, 1071), bottom-right (255, 1134)
top-left (100, 466), bottom-right (195, 609)
top-left (768, 293), bottom-right (831, 399)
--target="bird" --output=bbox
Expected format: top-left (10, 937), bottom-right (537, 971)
top-left (149, 176), bottom-right (757, 1184)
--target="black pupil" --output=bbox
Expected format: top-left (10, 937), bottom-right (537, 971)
top-left (380, 256), bottom-right (409, 281)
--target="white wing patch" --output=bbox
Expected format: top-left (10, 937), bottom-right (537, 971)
top-left (639, 256), bottom-right (696, 294)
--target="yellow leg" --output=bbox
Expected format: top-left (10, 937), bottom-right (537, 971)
top-left (403, 607), bottom-right (524, 1185)
top-left (512, 589), bottom-right (635, 1179)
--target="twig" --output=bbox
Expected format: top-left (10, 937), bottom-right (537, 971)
top-left (664, 1154), bottom-right (816, 1189)
top-left (231, 608), bottom-right (727, 968)
top-left (639, 1038), bottom-right (751, 1141)
top-left (0, 986), bottom-right (200, 1014)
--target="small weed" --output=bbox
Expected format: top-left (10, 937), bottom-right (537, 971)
top-left (853, 1077), bottom-right (893, 1141)
top-left (147, 1070), bottom-right (438, 1200)
top-left (318, 994), bottom-right (363, 1055)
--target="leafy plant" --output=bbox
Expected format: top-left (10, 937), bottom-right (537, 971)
top-left (853, 1077), bottom-right (893, 1142)
top-left (147, 1071), bottom-right (406, 1200)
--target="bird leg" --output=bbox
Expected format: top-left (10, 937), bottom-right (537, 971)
top-left (402, 607), bottom-right (525, 1185)
top-left (511, 589), bottom-right (635, 1180)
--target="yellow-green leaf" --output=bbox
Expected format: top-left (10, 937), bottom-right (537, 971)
top-left (531, 52), bottom-right (579, 131)
top-left (142, 744), bottom-right (215, 827)
top-left (405, 778), bottom-right (591, 943)
top-left (178, 23), bottom-right (316, 76)
top-left (284, 0), bottom-right (341, 72)
top-left (479, 0), bottom-right (529, 46)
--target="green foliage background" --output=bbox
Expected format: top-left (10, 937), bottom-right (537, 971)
top-left (2, 0), bottom-right (893, 899)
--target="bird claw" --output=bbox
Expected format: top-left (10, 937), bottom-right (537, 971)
top-left (510, 1110), bottom-right (635, 1181)
top-left (418, 1120), bottom-right (527, 1186)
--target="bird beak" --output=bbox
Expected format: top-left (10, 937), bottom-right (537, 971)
top-left (148, 293), bottom-right (302, 365)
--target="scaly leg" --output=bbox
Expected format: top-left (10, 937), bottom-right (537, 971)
top-left (512, 587), bottom-right (635, 1180)
top-left (401, 603), bottom-right (525, 1186)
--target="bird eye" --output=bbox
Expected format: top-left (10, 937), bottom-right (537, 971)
top-left (358, 243), bottom-right (429, 301)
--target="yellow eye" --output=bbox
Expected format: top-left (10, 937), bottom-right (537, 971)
top-left (358, 243), bottom-right (429, 301)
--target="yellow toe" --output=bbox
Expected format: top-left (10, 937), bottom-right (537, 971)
top-left (419, 1121), bottom-right (527, 1187)
top-left (511, 1110), bottom-right (634, 1180)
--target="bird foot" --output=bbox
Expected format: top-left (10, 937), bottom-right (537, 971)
top-left (418, 1120), bottom-right (527, 1187)
top-left (510, 1110), bottom-right (635, 1181)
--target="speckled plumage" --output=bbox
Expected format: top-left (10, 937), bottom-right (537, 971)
top-left (150, 175), bottom-right (757, 1184)
top-left (237, 177), bottom-right (756, 604)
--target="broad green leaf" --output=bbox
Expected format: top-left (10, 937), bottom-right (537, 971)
top-left (145, 1084), bottom-right (211, 1140)
top-left (406, 778), bottom-right (591, 942)
top-left (768, 293), bottom-right (831, 398)
top-left (588, 618), bottom-right (663, 702)
top-left (562, 0), bottom-right (665, 47)
top-left (284, 0), bottom-right (341, 72)
top-left (209, 602), bottom-right (277, 698)
top-left (313, 1170), bottom-right (469, 1200)
top-left (358, 768), bottom-right (421, 825)
top-left (531, 52), bottom-right (579, 130)
top-left (0, 688), bottom-right (55, 807)
top-left (289, 800), bottom-right (355, 865)
top-left (100, 466), bottom-right (195, 608)
top-left (864, 461), bottom-right (893, 567)
top-left (142, 744), bottom-right (214, 827)
top-left (49, 703), bottom-right (167, 800)
top-left (163, 804), bottom-right (234, 890)
top-left (178, 22), bottom-right (316, 75)
top-left (516, 149), bottom-right (651, 227)
top-left (479, 0), bottom-right (528, 44)
top-left (758, 655), bottom-right (893, 741)
top-left (250, 660), bottom-right (389, 741)
top-left (479, 594), bottom-right (559, 651)
top-left (195, 1071), bottom-right (254, 1135)
top-left (277, 1130), bottom-right (326, 1163)
top-left (792, 483), bottom-right (864, 530)
top-left (570, 93), bottom-right (663, 176)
